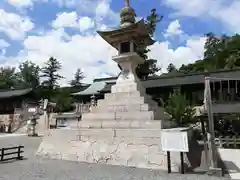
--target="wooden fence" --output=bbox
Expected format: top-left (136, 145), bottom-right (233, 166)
top-left (215, 136), bottom-right (240, 148)
top-left (0, 145), bottom-right (24, 162)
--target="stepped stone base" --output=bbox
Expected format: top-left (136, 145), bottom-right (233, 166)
top-left (36, 128), bottom-right (190, 172)
top-left (37, 52), bottom-right (179, 170)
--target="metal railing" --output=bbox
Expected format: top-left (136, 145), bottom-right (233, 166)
top-left (215, 136), bottom-right (240, 148)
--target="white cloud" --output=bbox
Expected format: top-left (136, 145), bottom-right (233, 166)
top-left (4, 28), bottom-right (119, 86)
top-left (52, 12), bottom-right (95, 33)
top-left (2, 23), bottom-right (206, 86)
top-left (6, 0), bottom-right (48, 9)
top-left (95, 0), bottom-right (111, 18)
top-left (52, 12), bottom-right (78, 29)
top-left (164, 20), bottom-right (183, 37)
top-left (149, 36), bottom-right (206, 72)
top-left (0, 3), bottom-right (207, 86)
top-left (213, 1), bottom-right (240, 32)
top-left (0, 9), bottom-right (34, 40)
top-left (164, 0), bottom-right (240, 32)
top-left (7, 0), bottom-right (33, 8)
top-left (78, 17), bottom-right (95, 33)
top-left (0, 39), bottom-right (9, 49)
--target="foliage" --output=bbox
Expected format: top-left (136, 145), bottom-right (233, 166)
top-left (41, 57), bottom-right (64, 89)
top-left (40, 57), bottom-right (64, 99)
top-left (0, 67), bottom-right (17, 89)
top-left (177, 33), bottom-right (240, 74)
top-left (17, 61), bottom-right (40, 89)
top-left (146, 8), bottom-right (163, 37)
top-left (52, 88), bottom-right (74, 113)
top-left (70, 68), bottom-right (84, 87)
top-left (136, 9), bottom-right (162, 79)
top-left (165, 88), bottom-right (196, 126)
top-left (136, 59), bottom-right (160, 79)
top-left (167, 63), bottom-right (177, 73)
top-left (213, 114), bottom-right (240, 137)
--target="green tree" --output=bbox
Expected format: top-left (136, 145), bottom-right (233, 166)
top-left (179, 33), bottom-right (240, 74)
top-left (146, 8), bottom-right (163, 37)
top-left (53, 88), bottom-right (74, 113)
top-left (0, 67), bottom-right (17, 89)
top-left (41, 57), bottom-right (64, 89)
top-left (165, 89), bottom-right (196, 126)
top-left (167, 63), bottom-right (177, 73)
top-left (41, 57), bottom-right (64, 100)
top-left (136, 9), bottom-right (162, 79)
top-left (17, 61), bottom-right (40, 89)
top-left (136, 59), bottom-right (160, 79)
top-left (70, 68), bottom-right (84, 87)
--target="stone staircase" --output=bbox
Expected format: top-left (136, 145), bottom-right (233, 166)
top-left (37, 79), bottom-right (183, 171)
top-left (83, 84), bottom-right (168, 121)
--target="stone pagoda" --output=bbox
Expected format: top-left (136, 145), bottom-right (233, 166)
top-left (82, 0), bottom-right (167, 122)
top-left (37, 0), bottom-right (185, 171)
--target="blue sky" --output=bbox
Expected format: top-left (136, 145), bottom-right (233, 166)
top-left (0, 0), bottom-right (239, 85)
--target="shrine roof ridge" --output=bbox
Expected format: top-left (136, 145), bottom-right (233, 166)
top-left (0, 88), bottom-right (32, 98)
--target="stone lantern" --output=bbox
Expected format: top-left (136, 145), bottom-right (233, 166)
top-left (27, 112), bottom-right (38, 136)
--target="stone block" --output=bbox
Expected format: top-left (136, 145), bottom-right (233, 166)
top-left (62, 153), bottom-right (78, 161)
top-left (82, 112), bottom-right (115, 120)
top-left (82, 111), bottom-right (155, 121)
top-left (111, 83), bottom-right (139, 93)
top-left (79, 120), bottom-right (102, 128)
top-left (104, 91), bottom-right (141, 100)
top-left (95, 104), bottom-right (150, 113)
top-left (37, 130), bottom-right (196, 173)
top-left (115, 129), bottom-right (161, 138)
top-left (48, 129), bottom-right (79, 141)
top-left (101, 120), bottom-right (130, 129)
top-left (78, 129), bottom-right (114, 137)
top-left (115, 111), bottom-right (154, 120)
top-left (130, 120), bottom-right (162, 129)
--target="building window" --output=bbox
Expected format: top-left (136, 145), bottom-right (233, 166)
top-left (120, 41), bottom-right (130, 53)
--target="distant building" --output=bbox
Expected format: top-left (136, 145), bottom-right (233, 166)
top-left (0, 88), bottom-right (35, 114)
top-left (0, 88), bottom-right (39, 132)
top-left (72, 69), bottom-right (240, 114)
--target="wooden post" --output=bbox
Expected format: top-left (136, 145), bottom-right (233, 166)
top-left (1, 148), bottom-right (4, 161)
top-left (233, 136), bottom-right (237, 148)
top-left (180, 152), bottom-right (185, 174)
top-left (205, 77), bottom-right (218, 169)
top-left (167, 151), bottom-right (171, 173)
top-left (17, 146), bottom-right (21, 159)
top-left (201, 118), bottom-right (209, 167)
top-left (226, 136), bottom-right (229, 147)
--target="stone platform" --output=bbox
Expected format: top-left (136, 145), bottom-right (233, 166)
top-left (37, 124), bottom-right (184, 172)
top-left (37, 76), bottom-right (179, 171)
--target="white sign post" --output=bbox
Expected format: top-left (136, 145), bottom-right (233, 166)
top-left (43, 99), bottom-right (49, 129)
top-left (161, 127), bottom-right (191, 174)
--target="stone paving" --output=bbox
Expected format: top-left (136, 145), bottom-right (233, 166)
top-left (0, 136), bottom-right (231, 180)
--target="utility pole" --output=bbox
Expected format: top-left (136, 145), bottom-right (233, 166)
top-left (204, 77), bottom-right (218, 168)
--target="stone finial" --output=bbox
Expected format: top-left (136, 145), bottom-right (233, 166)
top-left (125, 0), bottom-right (130, 7)
top-left (120, 0), bottom-right (136, 27)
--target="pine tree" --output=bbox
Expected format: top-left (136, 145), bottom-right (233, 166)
top-left (70, 68), bottom-right (84, 87)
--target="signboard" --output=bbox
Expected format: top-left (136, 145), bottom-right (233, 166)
top-left (43, 99), bottom-right (48, 110)
top-left (28, 107), bottom-right (36, 113)
top-left (161, 129), bottom-right (189, 152)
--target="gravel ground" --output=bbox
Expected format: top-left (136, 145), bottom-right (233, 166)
top-left (0, 136), bottom-right (231, 180)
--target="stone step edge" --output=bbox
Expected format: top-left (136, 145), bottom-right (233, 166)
top-left (70, 121), bottom-right (162, 129)
top-left (50, 128), bottom-right (162, 138)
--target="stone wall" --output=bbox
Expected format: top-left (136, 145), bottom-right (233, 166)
top-left (37, 126), bottom-right (199, 172)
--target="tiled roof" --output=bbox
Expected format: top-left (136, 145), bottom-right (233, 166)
top-left (72, 82), bottom-right (106, 95)
top-left (98, 83), bottom-right (115, 93)
top-left (0, 88), bottom-right (32, 98)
